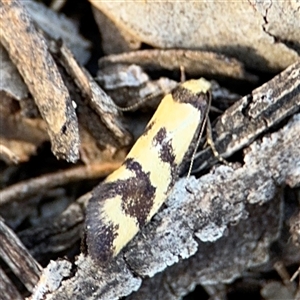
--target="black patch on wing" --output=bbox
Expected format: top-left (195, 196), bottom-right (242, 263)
top-left (86, 196), bottom-right (119, 263)
top-left (121, 159), bottom-right (156, 226)
top-left (91, 160), bottom-right (156, 226)
top-left (86, 159), bottom-right (156, 261)
top-left (172, 86), bottom-right (208, 113)
top-left (152, 127), bottom-right (178, 190)
top-left (153, 127), bottom-right (175, 164)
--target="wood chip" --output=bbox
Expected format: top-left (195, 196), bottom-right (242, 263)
top-left (99, 49), bottom-right (258, 82)
top-left (193, 61), bottom-right (300, 172)
top-left (0, 0), bottom-right (80, 162)
top-left (55, 42), bottom-right (131, 146)
top-left (0, 217), bottom-right (42, 293)
top-left (0, 266), bottom-right (23, 300)
top-left (97, 64), bottom-right (178, 111)
top-left (0, 162), bottom-right (121, 206)
top-left (91, 1), bottom-right (299, 72)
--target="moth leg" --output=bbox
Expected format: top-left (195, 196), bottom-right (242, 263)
top-left (187, 90), bottom-right (211, 177)
top-left (206, 117), bottom-right (229, 166)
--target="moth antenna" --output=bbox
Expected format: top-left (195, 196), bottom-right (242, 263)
top-left (115, 84), bottom-right (178, 112)
top-left (187, 90), bottom-right (212, 178)
top-left (97, 91), bottom-right (162, 112)
top-left (115, 93), bottom-right (159, 111)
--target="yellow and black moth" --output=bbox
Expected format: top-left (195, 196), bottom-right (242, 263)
top-left (86, 78), bottom-right (211, 263)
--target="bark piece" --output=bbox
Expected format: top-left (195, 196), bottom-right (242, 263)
top-left (193, 61), bottom-right (300, 172)
top-left (0, 266), bottom-right (23, 300)
top-left (24, 0), bottom-right (91, 65)
top-left (97, 64), bottom-right (149, 90)
top-left (0, 162), bottom-right (120, 206)
top-left (31, 260), bottom-right (72, 300)
top-left (98, 49), bottom-right (257, 82)
top-left (92, 7), bottom-right (141, 54)
top-left (90, 1), bottom-right (299, 72)
top-left (54, 43), bottom-right (131, 147)
top-left (0, 217), bottom-right (41, 293)
top-left (19, 201), bottom-right (84, 261)
top-left (97, 64), bottom-right (178, 112)
top-left (0, 0), bottom-right (80, 162)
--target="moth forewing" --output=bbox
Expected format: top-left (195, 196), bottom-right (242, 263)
top-left (86, 78), bottom-right (211, 263)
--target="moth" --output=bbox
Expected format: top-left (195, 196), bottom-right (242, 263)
top-left (86, 78), bottom-right (211, 263)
